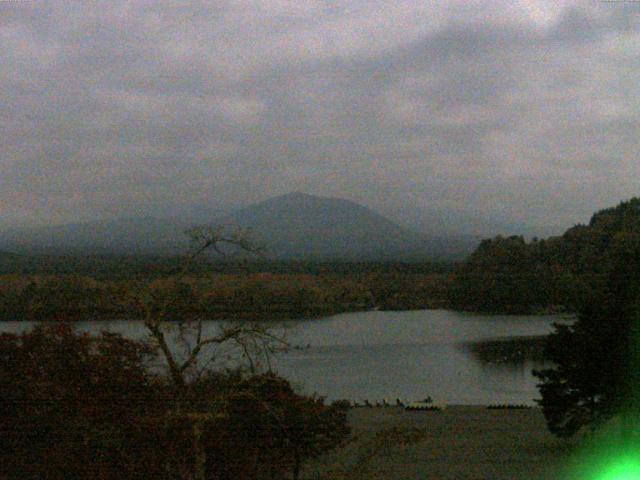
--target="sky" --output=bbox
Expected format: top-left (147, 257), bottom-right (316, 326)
top-left (1, 1), bottom-right (639, 232)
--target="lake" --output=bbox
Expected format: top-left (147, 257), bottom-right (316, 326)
top-left (0, 309), bottom-right (570, 405)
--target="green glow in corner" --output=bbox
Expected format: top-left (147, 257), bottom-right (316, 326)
top-left (559, 422), bottom-right (640, 480)
top-left (596, 456), bottom-right (640, 480)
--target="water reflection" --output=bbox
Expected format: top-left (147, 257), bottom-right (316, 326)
top-left (271, 310), bottom-right (565, 405)
top-left (0, 310), bottom-right (570, 405)
top-left (458, 335), bottom-right (549, 365)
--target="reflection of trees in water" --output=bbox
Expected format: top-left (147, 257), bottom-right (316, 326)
top-left (460, 335), bottom-right (549, 366)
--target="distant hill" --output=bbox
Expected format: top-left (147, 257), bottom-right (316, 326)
top-left (0, 250), bottom-right (26, 272)
top-left (0, 217), bottom-right (192, 255)
top-left (384, 203), bottom-right (565, 240)
top-left (0, 250), bottom-right (21, 263)
top-left (0, 193), bottom-right (477, 260)
top-left (215, 192), bottom-right (476, 260)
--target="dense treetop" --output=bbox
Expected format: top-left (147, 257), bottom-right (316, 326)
top-left (449, 198), bottom-right (640, 314)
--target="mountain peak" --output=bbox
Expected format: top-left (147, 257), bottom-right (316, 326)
top-left (261, 192), bottom-right (363, 210)
top-left (215, 192), bottom-right (436, 260)
top-left (272, 191), bottom-right (332, 202)
top-left (282, 191), bottom-right (311, 198)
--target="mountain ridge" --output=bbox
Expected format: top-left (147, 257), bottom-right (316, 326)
top-left (0, 193), bottom-right (478, 260)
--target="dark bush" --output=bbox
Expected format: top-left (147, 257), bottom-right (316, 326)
top-left (0, 326), bottom-right (349, 480)
top-left (0, 323), bottom-right (167, 479)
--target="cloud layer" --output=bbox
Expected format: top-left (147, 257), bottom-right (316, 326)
top-left (1, 1), bottom-right (639, 231)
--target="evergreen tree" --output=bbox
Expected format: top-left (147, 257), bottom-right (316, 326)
top-left (534, 230), bottom-right (640, 437)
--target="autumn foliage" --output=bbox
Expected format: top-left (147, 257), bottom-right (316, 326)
top-left (0, 325), bottom-right (349, 479)
top-left (0, 323), bottom-right (165, 478)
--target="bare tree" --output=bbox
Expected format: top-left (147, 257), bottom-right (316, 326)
top-left (139, 225), bottom-right (287, 389)
top-left (118, 225), bottom-right (354, 480)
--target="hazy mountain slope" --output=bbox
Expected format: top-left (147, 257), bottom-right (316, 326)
top-left (0, 250), bottom-right (21, 267)
top-left (0, 217), bottom-right (192, 254)
top-left (215, 192), bottom-right (472, 260)
top-left (387, 204), bottom-right (565, 240)
top-left (0, 193), bottom-right (478, 260)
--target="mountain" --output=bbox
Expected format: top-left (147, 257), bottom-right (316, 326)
top-left (0, 193), bottom-right (477, 260)
top-left (0, 250), bottom-right (21, 263)
top-left (0, 217), bottom-right (192, 255)
top-left (215, 192), bottom-right (476, 260)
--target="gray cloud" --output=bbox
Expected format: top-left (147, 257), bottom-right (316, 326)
top-left (1, 0), bottom-right (639, 232)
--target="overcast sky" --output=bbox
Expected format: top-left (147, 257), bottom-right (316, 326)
top-left (1, 1), bottom-right (639, 231)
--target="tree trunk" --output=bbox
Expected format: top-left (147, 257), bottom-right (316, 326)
top-left (293, 451), bottom-right (301, 480)
top-left (193, 419), bottom-right (206, 480)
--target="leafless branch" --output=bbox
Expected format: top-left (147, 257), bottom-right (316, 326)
top-left (140, 224), bottom-right (284, 390)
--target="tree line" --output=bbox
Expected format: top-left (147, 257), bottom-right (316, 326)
top-left (0, 271), bottom-right (450, 322)
top-left (449, 198), bottom-right (640, 314)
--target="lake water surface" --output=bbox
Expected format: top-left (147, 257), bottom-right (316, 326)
top-left (1, 310), bottom-right (570, 405)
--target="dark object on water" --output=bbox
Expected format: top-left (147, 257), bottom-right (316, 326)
top-left (486, 404), bottom-right (532, 410)
top-left (405, 401), bottom-right (445, 411)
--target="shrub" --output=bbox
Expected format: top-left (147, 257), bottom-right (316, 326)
top-left (0, 326), bottom-right (349, 480)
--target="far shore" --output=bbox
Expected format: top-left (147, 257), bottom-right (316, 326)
top-left (0, 307), bottom-right (575, 323)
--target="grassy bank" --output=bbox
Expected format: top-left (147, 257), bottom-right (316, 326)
top-left (304, 406), bottom-right (580, 480)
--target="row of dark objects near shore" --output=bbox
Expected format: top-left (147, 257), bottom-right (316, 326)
top-left (347, 398), bottom-right (532, 411)
top-left (349, 397), bottom-right (432, 408)
top-left (486, 404), bottom-right (533, 410)
top-left (351, 397), bottom-right (443, 411)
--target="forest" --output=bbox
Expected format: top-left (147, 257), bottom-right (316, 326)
top-left (0, 263), bottom-right (450, 321)
top-left (448, 198), bottom-right (640, 314)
